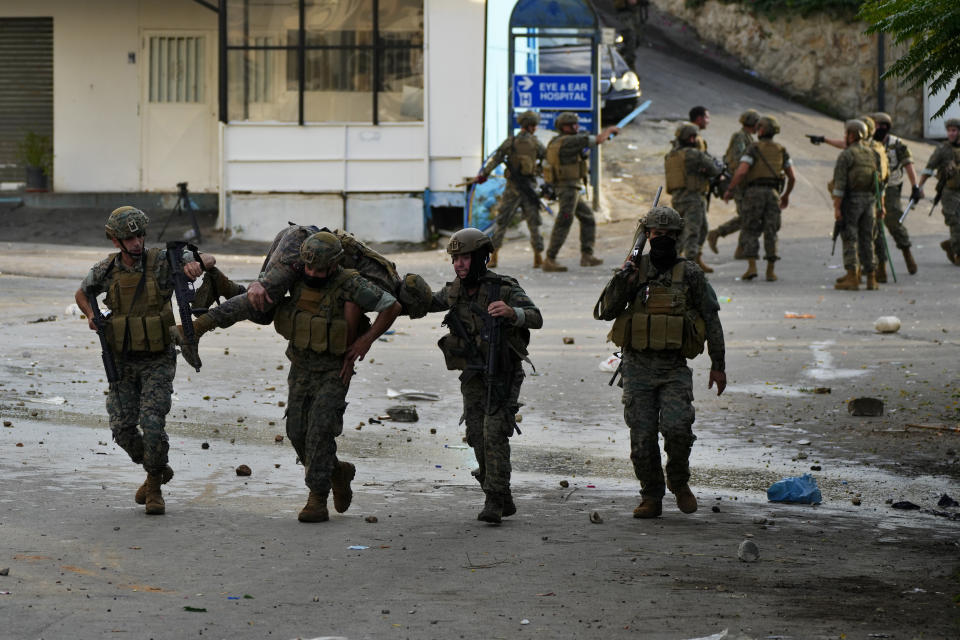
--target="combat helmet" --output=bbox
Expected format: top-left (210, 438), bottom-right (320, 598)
top-left (397, 273), bottom-right (433, 319)
top-left (555, 111), bottom-right (579, 130)
top-left (105, 206), bottom-right (149, 240)
top-left (675, 121), bottom-right (699, 141)
top-left (643, 206), bottom-right (684, 233)
top-left (446, 227), bottom-right (492, 255)
top-left (739, 109), bottom-right (760, 127)
top-left (860, 115), bottom-right (876, 138)
top-left (871, 112), bottom-right (892, 127)
top-left (845, 119), bottom-right (868, 141)
top-left (757, 115), bottom-right (780, 137)
top-left (300, 231), bottom-right (344, 269)
top-left (518, 110), bottom-right (540, 128)
top-left (945, 118), bottom-right (960, 130)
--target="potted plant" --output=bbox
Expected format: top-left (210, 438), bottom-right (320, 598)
top-left (16, 131), bottom-right (52, 192)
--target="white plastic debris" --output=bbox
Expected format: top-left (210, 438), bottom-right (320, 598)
top-left (64, 303), bottom-right (82, 316)
top-left (598, 354), bottom-right (620, 372)
top-left (874, 316), bottom-right (901, 333)
top-left (386, 388), bottom-right (441, 401)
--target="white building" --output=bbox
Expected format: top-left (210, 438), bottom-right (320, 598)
top-left (0, 0), bottom-right (488, 242)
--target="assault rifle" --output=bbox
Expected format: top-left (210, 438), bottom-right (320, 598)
top-left (930, 175), bottom-right (948, 217)
top-left (87, 293), bottom-right (120, 386)
top-left (831, 217), bottom-right (843, 257)
top-left (166, 241), bottom-right (207, 371)
top-left (470, 301), bottom-right (503, 416)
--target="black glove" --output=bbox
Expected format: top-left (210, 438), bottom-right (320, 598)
top-left (910, 185), bottom-right (923, 203)
top-left (806, 135), bottom-right (825, 145)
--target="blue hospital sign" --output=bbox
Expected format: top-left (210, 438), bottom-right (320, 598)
top-left (512, 74), bottom-right (594, 111)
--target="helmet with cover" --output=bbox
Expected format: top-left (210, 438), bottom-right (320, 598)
top-left (446, 227), bottom-right (492, 255)
top-left (739, 109), bottom-right (760, 127)
top-left (300, 231), bottom-right (344, 269)
top-left (105, 206), bottom-right (149, 240)
top-left (518, 110), bottom-right (540, 127)
top-left (757, 115), bottom-right (780, 137)
top-left (859, 115), bottom-right (876, 138)
top-left (555, 111), bottom-right (579, 130)
top-left (945, 118), bottom-right (960, 130)
top-left (643, 206), bottom-right (684, 233)
top-left (675, 122), bottom-right (699, 142)
top-left (871, 112), bottom-right (892, 127)
top-left (845, 119), bottom-right (868, 141)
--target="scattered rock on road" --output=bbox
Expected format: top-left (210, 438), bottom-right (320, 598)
top-left (848, 397), bottom-right (884, 417)
top-left (738, 540), bottom-right (760, 562)
top-left (236, 464), bottom-right (252, 476)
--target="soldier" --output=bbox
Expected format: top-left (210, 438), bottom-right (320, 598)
top-left (708, 109), bottom-right (759, 257)
top-left (541, 111), bottom-right (619, 272)
top-left (271, 232), bottom-right (402, 522)
top-left (428, 228), bottom-right (542, 523)
top-left (689, 106), bottom-right (710, 150)
top-left (614, 0), bottom-right (648, 69)
top-left (832, 120), bottom-right (885, 290)
top-left (596, 207), bottom-right (726, 518)
top-left (474, 110), bottom-right (546, 269)
top-left (870, 112), bottom-right (921, 276)
top-left (73, 207), bottom-right (242, 515)
top-left (916, 118), bottom-right (960, 265)
top-left (664, 122), bottom-right (723, 272)
top-left (722, 115), bottom-right (796, 282)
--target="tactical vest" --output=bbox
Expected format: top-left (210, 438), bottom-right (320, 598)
top-left (507, 134), bottom-right (539, 178)
top-left (607, 256), bottom-right (706, 359)
top-left (544, 134), bottom-right (587, 184)
top-left (437, 274), bottom-right (530, 371)
top-left (272, 269), bottom-right (356, 355)
top-left (744, 140), bottom-right (785, 187)
top-left (665, 148), bottom-right (708, 195)
top-left (944, 144), bottom-right (960, 190)
top-left (871, 140), bottom-right (890, 184)
top-left (846, 142), bottom-right (880, 192)
top-left (724, 130), bottom-right (754, 171)
top-left (885, 135), bottom-right (906, 186)
top-left (103, 248), bottom-right (175, 354)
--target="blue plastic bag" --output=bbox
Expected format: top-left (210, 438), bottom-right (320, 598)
top-left (767, 473), bottom-right (822, 504)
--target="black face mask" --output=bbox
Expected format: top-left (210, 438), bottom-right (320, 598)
top-left (874, 125), bottom-right (889, 142)
top-left (303, 275), bottom-right (329, 289)
top-left (649, 235), bottom-right (678, 270)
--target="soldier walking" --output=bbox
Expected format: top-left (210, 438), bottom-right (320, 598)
top-left (73, 207), bottom-right (241, 515)
top-left (832, 120), bottom-right (885, 290)
top-left (916, 118), bottom-right (960, 266)
top-left (474, 110), bottom-right (547, 269)
top-left (541, 112), bottom-right (619, 272)
top-left (428, 229), bottom-right (542, 523)
top-left (596, 207), bottom-right (726, 518)
top-left (270, 232), bottom-right (402, 522)
top-left (722, 115), bottom-right (796, 282)
top-left (664, 122), bottom-right (723, 270)
top-left (614, 0), bottom-right (648, 69)
top-left (708, 109), bottom-right (759, 257)
top-left (871, 112), bottom-right (921, 276)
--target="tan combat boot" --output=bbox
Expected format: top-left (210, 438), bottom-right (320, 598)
top-left (865, 271), bottom-right (878, 290)
top-left (541, 256), bottom-right (568, 272)
top-left (902, 247), bottom-right (917, 274)
top-left (487, 249), bottom-right (499, 269)
top-left (942, 239), bottom-right (958, 264)
top-left (298, 491), bottom-right (329, 522)
top-left (532, 250), bottom-right (543, 269)
top-left (834, 268), bottom-right (860, 290)
top-left (580, 253), bottom-right (603, 267)
top-left (633, 498), bottom-right (662, 519)
top-left (143, 472), bottom-right (165, 515)
top-left (672, 484), bottom-right (698, 514)
top-left (836, 266), bottom-right (860, 284)
top-left (135, 465), bottom-right (174, 505)
top-left (477, 492), bottom-right (504, 524)
top-left (707, 229), bottom-right (720, 254)
top-left (696, 253), bottom-right (714, 273)
top-left (875, 260), bottom-right (887, 283)
top-left (765, 260), bottom-right (777, 282)
top-left (741, 258), bottom-right (758, 280)
top-left (331, 461), bottom-right (356, 514)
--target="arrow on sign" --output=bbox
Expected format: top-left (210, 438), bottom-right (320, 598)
top-left (518, 76), bottom-right (534, 91)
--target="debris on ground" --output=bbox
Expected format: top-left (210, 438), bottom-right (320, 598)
top-left (737, 540), bottom-right (759, 562)
top-left (274, 434), bottom-right (284, 443)
top-left (848, 397), bottom-right (884, 417)
top-left (599, 354), bottom-right (620, 372)
top-left (784, 312), bottom-right (815, 319)
top-left (386, 388), bottom-right (440, 401)
top-left (589, 511), bottom-right (603, 524)
top-left (559, 480), bottom-right (569, 488)
top-left (874, 316), bottom-right (901, 333)
top-left (28, 315), bottom-right (57, 323)
top-left (235, 464), bottom-right (252, 476)
top-left (767, 473), bottom-right (822, 504)
top-left (562, 337), bottom-right (575, 344)
top-left (937, 494), bottom-right (959, 508)
top-left (386, 405), bottom-right (419, 422)
top-left (365, 516), bottom-right (378, 523)
top-left (891, 501), bottom-right (920, 510)
top-left (201, 442), bottom-right (210, 450)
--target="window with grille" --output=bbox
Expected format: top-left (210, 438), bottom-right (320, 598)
top-left (148, 36), bottom-right (206, 103)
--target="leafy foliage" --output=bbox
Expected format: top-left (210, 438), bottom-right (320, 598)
top-left (15, 132), bottom-right (52, 175)
top-left (860, 0), bottom-right (960, 118)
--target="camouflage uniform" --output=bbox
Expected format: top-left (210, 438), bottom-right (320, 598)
top-left (546, 132), bottom-right (598, 259)
top-left (279, 269), bottom-right (397, 497)
top-left (482, 131), bottom-right (546, 253)
top-left (614, 0), bottom-right (647, 68)
top-left (605, 258), bottom-right (724, 500)
top-left (668, 149), bottom-right (722, 259)
top-left (429, 272), bottom-right (542, 497)
top-left (737, 143), bottom-right (792, 261)
top-left (832, 141), bottom-right (882, 272)
top-left (714, 128), bottom-right (756, 238)
top-left (875, 135), bottom-right (914, 254)
top-left (922, 141), bottom-right (960, 258)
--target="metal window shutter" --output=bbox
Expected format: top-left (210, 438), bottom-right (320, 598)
top-left (0, 17), bottom-right (53, 182)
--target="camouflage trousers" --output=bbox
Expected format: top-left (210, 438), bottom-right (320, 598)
top-left (107, 350), bottom-right (176, 474)
top-left (461, 368), bottom-right (524, 495)
top-left (491, 180), bottom-right (544, 252)
top-left (873, 185), bottom-right (912, 261)
top-left (715, 192), bottom-right (743, 237)
top-left (617, 6), bottom-right (644, 68)
top-left (673, 192), bottom-right (708, 259)
top-left (737, 186), bottom-right (781, 261)
top-left (286, 364), bottom-right (349, 496)
top-left (941, 188), bottom-right (960, 256)
top-left (840, 193), bottom-right (877, 272)
top-left (621, 350), bottom-right (696, 499)
top-left (547, 185), bottom-right (596, 259)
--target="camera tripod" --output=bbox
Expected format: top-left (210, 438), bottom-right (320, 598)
top-left (157, 181), bottom-right (202, 244)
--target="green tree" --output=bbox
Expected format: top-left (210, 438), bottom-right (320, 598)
top-left (859, 0), bottom-right (960, 117)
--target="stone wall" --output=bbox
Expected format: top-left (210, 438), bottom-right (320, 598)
top-left (650, 0), bottom-right (924, 137)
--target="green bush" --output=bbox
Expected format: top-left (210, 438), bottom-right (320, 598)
top-left (16, 131), bottom-right (53, 176)
top-left (684, 0), bottom-right (862, 19)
